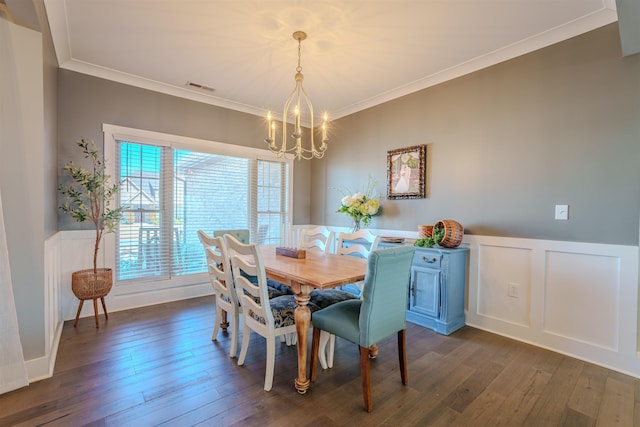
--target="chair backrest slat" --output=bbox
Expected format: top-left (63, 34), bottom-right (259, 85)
top-left (337, 230), bottom-right (381, 259)
top-left (197, 231), bottom-right (237, 306)
top-left (300, 226), bottom-right (335, 253)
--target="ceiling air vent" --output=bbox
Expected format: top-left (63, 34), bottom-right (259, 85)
top-left (185, 81), bottom-right (215, 92)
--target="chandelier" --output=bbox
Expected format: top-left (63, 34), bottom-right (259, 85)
top-left (265, 31), bottom-right (329, 160)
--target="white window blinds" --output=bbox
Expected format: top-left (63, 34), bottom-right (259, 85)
top-left (109, 127), bottom-right (290, 285)
top-left (255, 160), bottom-right (288, 245)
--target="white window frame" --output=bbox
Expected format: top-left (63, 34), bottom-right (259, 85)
top-left (102, 123), bottom-right (294, 296)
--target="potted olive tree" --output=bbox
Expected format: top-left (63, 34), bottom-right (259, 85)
top-left (59, 138), bottom-right (124, 327)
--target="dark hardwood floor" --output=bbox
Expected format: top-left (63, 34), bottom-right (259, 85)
top-left (1, 295), bottom-right (638, 426)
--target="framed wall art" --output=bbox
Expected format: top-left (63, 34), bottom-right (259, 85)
top-left (387, 144), bottom-right (426, 199)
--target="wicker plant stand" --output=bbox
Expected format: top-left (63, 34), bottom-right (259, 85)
top-left (72, 268), bottom-right (113, 328)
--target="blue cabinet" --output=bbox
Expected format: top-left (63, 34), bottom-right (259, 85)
top-left (354, 240), bottom-right (469, 335)
top-left (406, 246), bottom-right (469, 335)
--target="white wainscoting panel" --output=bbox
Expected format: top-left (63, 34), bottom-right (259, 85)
top-left (59, 231), bottom-right (212, 322)
top-left (466, 235), bottom-right (640, 378)
top-left (59, 230), bottom-right (101, 321)
top-left (26, 233), bottom-right (64, 383)
top-left (544, 251), bottom-right (619, 351)
top-left (477, 245), bottom-right (532, 327)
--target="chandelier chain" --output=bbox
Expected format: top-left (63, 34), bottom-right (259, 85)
top-left (297, 38), bottom-right (302, 74)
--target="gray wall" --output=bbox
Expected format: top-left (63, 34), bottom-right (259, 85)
top-left (37, 0), bottom-right (58, 237)
top-left (313, 24), bottom-right (640, 246)
top-left (56, 24), bottom-right (640, 246)
top-left (0, 15), bottom-right (46, 360)
top-left (57, 71), bottom-right (312, 229)
top-left (0, 0), bottom-right (56, 364)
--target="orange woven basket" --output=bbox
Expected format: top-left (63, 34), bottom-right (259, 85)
top-left (71, 268), bottom-right (113, 300)
top-left (418, 225), bottom-right (433, 238)
top-left (433, 219), bottom-right (464, 248)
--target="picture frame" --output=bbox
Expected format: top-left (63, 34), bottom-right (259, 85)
top-left (387, 144), bottom-right (426, 199)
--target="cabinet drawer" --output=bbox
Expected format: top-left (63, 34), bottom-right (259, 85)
top-left (414, 252), bottom-right (442, 269)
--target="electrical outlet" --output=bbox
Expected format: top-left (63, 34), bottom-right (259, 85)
top-left (508, 283), bottom-right (520, 298)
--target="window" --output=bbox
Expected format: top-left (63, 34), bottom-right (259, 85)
top-left (104, 124), bottom-right (292, 287)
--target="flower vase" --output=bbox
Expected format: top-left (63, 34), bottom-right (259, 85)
top-left (352, 218), bottom-right (361, 232)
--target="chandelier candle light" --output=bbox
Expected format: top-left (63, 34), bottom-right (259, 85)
top-left (265, 31), bottom-right (329, 160)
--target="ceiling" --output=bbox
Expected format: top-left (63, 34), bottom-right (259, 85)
top-left (43, 1), bottom-right (618, 122)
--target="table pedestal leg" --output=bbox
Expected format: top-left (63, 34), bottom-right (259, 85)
top-left (293, 284), bottom-right (312, 394)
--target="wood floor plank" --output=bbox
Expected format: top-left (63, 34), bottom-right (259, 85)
top-left (484, 361), bottom-right (552, 426)
top-left (445, 359), bottom-right (505, 413)
top-left (522, 356), bottom-right (584, 426)
top-left (1, 295), bottom-right (639, 427)
top-left (561, 407), bottom-right (596, 427)
top-left (635, 380), bottom-right (640, 427)
top-left (406, 364), bottom-right (476, 425)
top-left (567, 363), bottom-right (608, 419)
top-left (485, 343), bottom-right (555, 398)
top-left (104, 373), bottom-right (223, 426)
top-left (446, 389), bottom-right (507, 426)
top-left (423, 406), bottom-right (461, 427)
top-left (595, 375), bottom-right (635, 426)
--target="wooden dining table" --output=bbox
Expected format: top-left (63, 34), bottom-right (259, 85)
top-left (258, 245), bottom-right (367, 394)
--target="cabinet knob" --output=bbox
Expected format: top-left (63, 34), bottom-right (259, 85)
top-left (423, 256), bottom-right (438, 263)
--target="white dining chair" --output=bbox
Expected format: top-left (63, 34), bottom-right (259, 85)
top-left (336, 229), bottom-right (381, 297)
top-left (225, 234), bottom-right (320, 391)
top-left (197, 230), bottom-right (240, 358)
top-left (316, 229), bottom-right (382, 369)
top-left (298, 226), bottom-right (358, 369)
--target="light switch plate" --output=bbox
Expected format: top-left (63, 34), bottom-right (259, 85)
top-left (555, 204), bottom-right (569, 220)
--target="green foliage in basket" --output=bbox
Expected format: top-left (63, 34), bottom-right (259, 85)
top-left (59, 138), bottom-right (124, 274)
top-left (414, 225), bottom-right (446, 248)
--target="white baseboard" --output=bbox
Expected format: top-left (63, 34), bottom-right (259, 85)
top-left (82, 282), bottom-right (213, 321)
top-left (25, 319), bottom-right (63, 383)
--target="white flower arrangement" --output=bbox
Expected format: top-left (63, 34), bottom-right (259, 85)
top-left (336, 177), bottom-right (380, 230)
